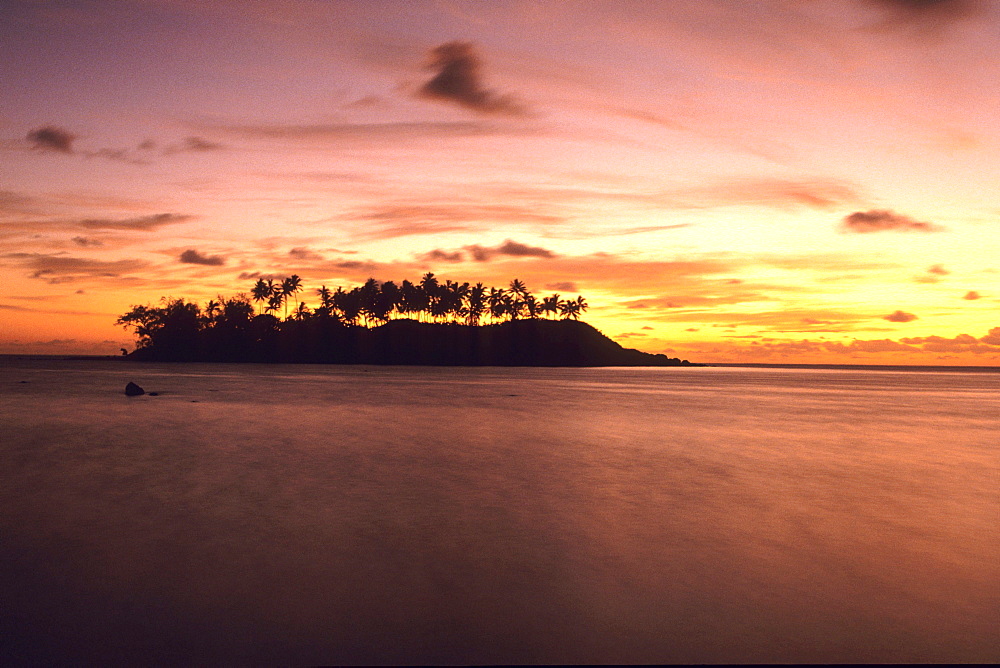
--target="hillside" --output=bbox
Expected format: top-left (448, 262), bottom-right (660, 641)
top-left (128, 317), bottom-right (693, 366)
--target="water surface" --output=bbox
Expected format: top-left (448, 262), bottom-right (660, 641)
top-left (1, 359), bottom-right (997, 663)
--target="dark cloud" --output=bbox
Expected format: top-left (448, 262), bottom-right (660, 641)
top-left (545, 282), bottom-right (578, 292)
top-left (71, 236), bottom-right (103, 247)
top-left (418, 41), bottom-right (526, 116)
top-left (288, 247), bottom-right (324, 261)
top-left (238, 271), bottom-right (280, 281)
top-left (179, 249), bottom-right (225, 266)
top-left (79, 213), bottom-right (195, 231)
top-left (421, 249), bottom-right (465, 263)
top-left (927, 264), bottom-right (950, 275)
top-left (841, 209), bottom-right (942, 233)
top-left (467, 240), bottom-right (556, 262)
top-left (962, 290), bottom-right (981, 300)
top-left (419, 239), bottom-right (556, 263)
top-left (494, 240), bottom-right (555, 258)
top-left (27, 126), bottom-right (76, 153)
top-left (883, 310), bottom-right (918, 322)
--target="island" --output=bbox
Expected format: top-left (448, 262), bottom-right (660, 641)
top-left (118, 274), bottom-right (695, 366)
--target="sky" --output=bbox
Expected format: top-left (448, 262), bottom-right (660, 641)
top-left (2, 0), bottom-right (999, 363)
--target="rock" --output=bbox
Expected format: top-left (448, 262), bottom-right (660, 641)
top-left (125, 382), bottom-right (145, 396)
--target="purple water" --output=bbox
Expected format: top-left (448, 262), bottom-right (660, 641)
top-left (2, 358), bottom-right (997, 663)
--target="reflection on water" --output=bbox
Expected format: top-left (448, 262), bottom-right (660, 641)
top-left (1, 359), bottom-right (997, 663)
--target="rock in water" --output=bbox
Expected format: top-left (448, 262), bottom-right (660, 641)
top-left (124, 382), bottom-right (145, 396)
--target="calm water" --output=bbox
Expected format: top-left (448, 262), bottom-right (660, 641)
top-left (1, 358), bottom-right (997, 664)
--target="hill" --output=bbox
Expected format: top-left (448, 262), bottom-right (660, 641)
top-left (128, 317), bottom-right (693, 366)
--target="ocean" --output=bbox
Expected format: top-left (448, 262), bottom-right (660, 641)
top-left (1, 358), bottom-right (997, 664)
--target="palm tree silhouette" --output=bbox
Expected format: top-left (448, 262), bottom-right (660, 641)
top-left (316, 285), bottom-right (334, 318)
top-left (251, 278), bottom-right (271, 315)
top-left (541, 294), bottom-right (562, 319)
top-left (281, 275), bottom-right (302, 320)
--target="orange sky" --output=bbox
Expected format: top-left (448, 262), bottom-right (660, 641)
top-left (2, 0), bottom-right (999, 364)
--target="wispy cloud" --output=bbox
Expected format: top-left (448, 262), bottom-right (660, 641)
top-left (79, 213), bottom-right (195, 231)
top-left (215, 120), bottom-right (521, 143)
top-left (347, 202), bottom-right (564, 240)
top-left (840, 209), bottom-right (943, 233)
top-left (2, 252), bottom-right (149, 283)
top-left (662, 178), bottom-right (864, 211)
top-left (418, 41), bottom-right (527, 116)
top-left (172, 136), bottom-right (225, 152)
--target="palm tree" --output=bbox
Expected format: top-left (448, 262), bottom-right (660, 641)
top-left (281, 275), bottom-right (302, 320)
top-left (559, 295), bottom-right (587, 320)
top-left (251, 278), bottom-right (271, 315)
top-left (524, 294), bottom-right (540, 319)
top-left (267, 292), bottom-right (284, 316)
top-left (541, 294), bottom-right (562, 319)
top-left (487, 287), bottom-right (507, 323)
top-left (316, 285), bottom-right (333, 318)
top-left (204, 298), bottom-right (221, 326)
top-left (466, 283), bottom-right (486, 325)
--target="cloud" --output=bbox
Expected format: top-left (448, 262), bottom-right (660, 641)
top-left (980, 327), bottom-right (1000, 345)
top-left (78, 213), bottom-right (195, 231)
top-left (545, 282), bottom-right (578, 292)
top-left (178, 136), bottom-right (224, 152)
top-left (27, 126), bottom-right (76, 153)
top-left (830, 338), bottom-right (918, 353)
top-left (418, 41), bottom-right (527, 116)
top-left (71, 236), bottom-right (104, 247)
top-left (841, 209), bottom-right (942, 233)
top-left (422, 249), bottom-right (465, 262)
top-left (861, 0), bottom-right (985, 24)
top-left (666, 178), bottom-right (863, 210)
top-left (420, 239), bottom-right (557, 263)
top-left (216, 121), bottom-right (517, 144)
top-left (288, 247), bottom-right (324, 261)
top-left (915, 263), bottom-right (950, 283)
top-left (883, 310), bottom-right (918, 322)
top-left (962, 290), bottom-right (981, 300)
top-left (2, 252), bottom-right (148, 283)
top-left (485, 239), bottom-right (555, 259)
top-left (348, 203), bottom-right (563, 240)
top-left (179, 249), bottom-right (225, 266)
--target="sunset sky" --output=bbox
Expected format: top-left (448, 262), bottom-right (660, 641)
top-left (2, 0), bottom-right (999, 363)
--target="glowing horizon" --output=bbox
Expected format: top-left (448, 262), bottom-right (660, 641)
top-left (2, 0), bottom-right (998, 364)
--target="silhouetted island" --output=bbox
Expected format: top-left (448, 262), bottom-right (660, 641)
top-left (119, 274), bottom-right (695, 366)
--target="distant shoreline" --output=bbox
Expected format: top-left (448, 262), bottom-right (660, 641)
top-left (3, 354), bottom-right (999, 372)
top-left (704, 362), bottom-right (1000, 373)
